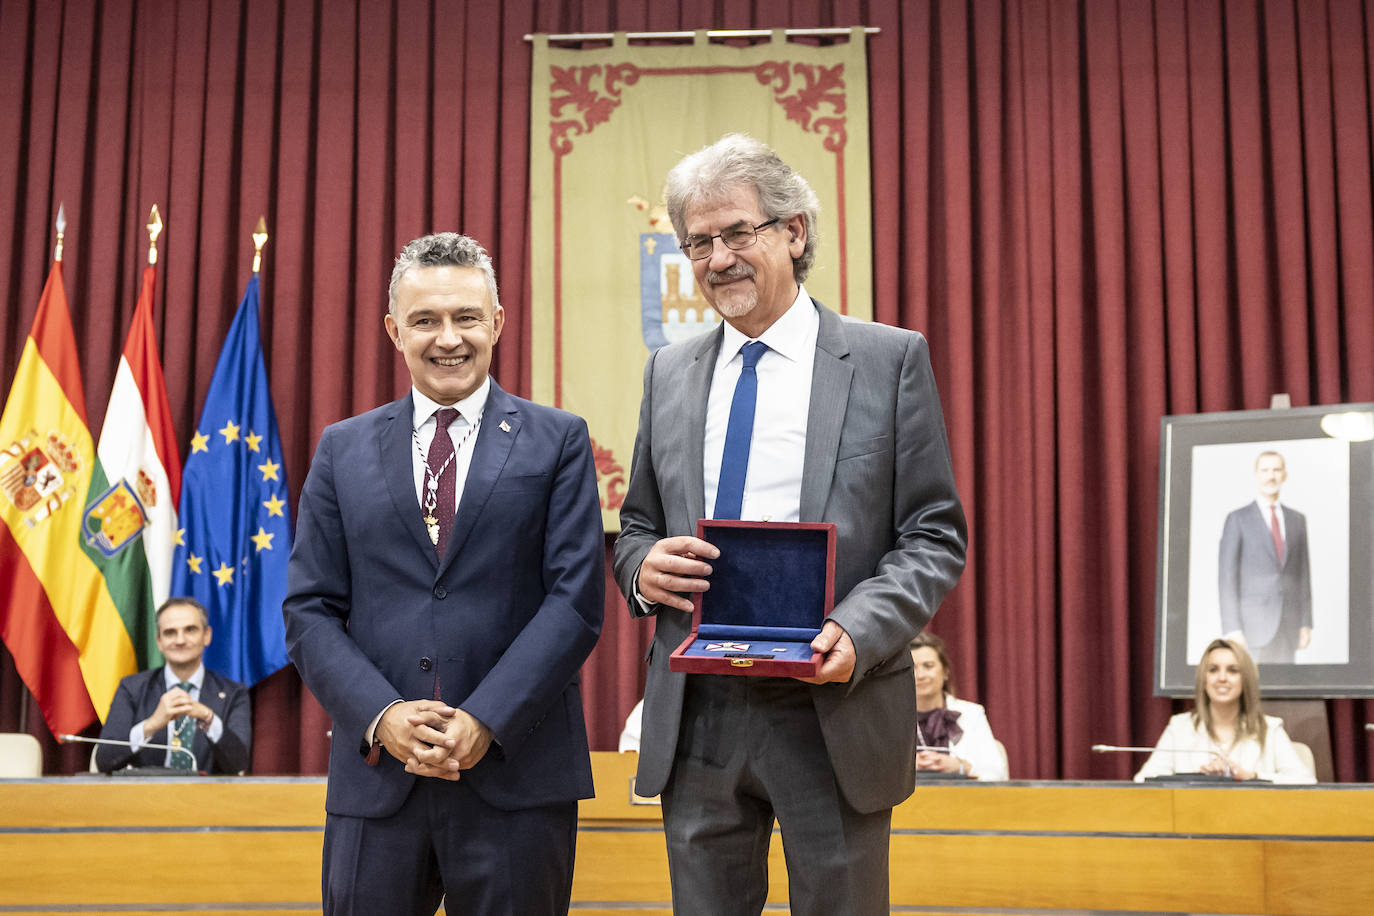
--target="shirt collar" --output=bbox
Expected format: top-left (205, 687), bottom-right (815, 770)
top-left (163, 665), bottom-right (206, 691)
top-left (719, 284), bottom-right (815, 364)
top-left (411, 376), bottom-right (491, 430)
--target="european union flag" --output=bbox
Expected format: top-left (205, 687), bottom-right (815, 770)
top-left (171, 275), bottom-right (290, 685)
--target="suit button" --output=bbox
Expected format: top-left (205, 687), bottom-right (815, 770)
top-left (434, 586), bottom-right (447, 599)
top-left (419, 657), bottom-right (433, 672)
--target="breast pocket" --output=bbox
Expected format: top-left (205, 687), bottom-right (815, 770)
top-left (837, 435), bottom-right (889, 462)
top-left (491, 472), bottom-right (549, 495)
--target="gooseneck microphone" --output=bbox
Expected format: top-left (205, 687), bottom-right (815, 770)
top-left (58, 733), bottom-right (199, 772)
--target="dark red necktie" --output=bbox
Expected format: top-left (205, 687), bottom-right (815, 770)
top-left (427, 408), bottom-right (459, 558)
top-left (1270, 504), bottom-right (1284, 564)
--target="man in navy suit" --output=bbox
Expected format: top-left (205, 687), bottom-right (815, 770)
top-left (96, 597), bottom-right (251, 774)
top-left (1219, 449), bottom-right (1313, 664)
top-left (284, 233), bottom-right (604, 915)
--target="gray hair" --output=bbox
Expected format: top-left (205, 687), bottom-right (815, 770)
top-left (663, 133), bottom-right (820, 283)
top-left (388, 233), bottom-right (500, 314)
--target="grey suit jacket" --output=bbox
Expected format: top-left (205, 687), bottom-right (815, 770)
top-left (1218, 502), bottom-right (1312, 648)
top-left (613, 300), bottom-right (967, 813)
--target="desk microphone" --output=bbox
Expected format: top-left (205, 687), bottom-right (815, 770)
top-left (59, 733), bottom-right (198, 773)
top-left (1091, 744), bottom-right (1232, 778)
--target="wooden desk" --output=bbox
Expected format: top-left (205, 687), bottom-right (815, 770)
top-left (1, 753), bottom-right (1370, 915)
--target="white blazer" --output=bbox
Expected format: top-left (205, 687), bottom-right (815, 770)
top-left (1134, 713), bottom-right (1315, 784)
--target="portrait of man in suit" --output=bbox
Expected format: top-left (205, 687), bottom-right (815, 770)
top-left (613, 134), bottom-right (968, 916)
top-left (96, 596), bottom-right (251, 774)
top-left (283, 233), bottom-right (604, 915)
top-left (1218, 449), bottom-right (1313, 664)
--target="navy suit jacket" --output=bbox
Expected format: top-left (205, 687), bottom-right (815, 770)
top-left (95, 666), bottom-right (251, 774)
top-left (1218, 501), bottom-right (1312, 648)
top-left (283, 381), bottom-right (604, 818)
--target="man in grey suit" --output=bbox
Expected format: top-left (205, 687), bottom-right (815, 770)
top-left (1219, 450), bottom-right (1312, 664)
top-left (613, 134), bottom-right (967, 915)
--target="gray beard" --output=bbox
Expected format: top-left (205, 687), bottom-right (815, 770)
top-left (711, 291), bottom-right (757, 319)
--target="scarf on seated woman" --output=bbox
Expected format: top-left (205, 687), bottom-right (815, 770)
top-left (916, 704), bottom-right (964, 748)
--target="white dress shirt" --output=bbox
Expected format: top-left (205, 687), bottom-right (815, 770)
top-left (703, 286), bottom-right (817, 521)
top-left (409, 378), bottom-right (490, 515)
top-left (130, 664), bottom-right (223, 765)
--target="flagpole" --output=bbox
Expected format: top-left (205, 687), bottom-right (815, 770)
top-left (54, 203), bottom-right (66, 263)
top-left (251, 216), bottom-right (267, 274)
top-left (20, 203), bottom-right (70, 737)
top-left (147, 204), bottom-right (162, 265)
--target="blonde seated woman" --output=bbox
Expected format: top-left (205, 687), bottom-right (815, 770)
top-left (1135, 637), bottom-right (1315, 784)
top-left (910, 632), bottom-right (1008, 780)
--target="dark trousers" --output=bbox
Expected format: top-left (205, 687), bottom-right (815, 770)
top-left (322, 775), bottom-right (577, 916)
top-left (661, 674), bottom-right (892, 916)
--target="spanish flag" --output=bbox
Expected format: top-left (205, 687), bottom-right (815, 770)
top-left (0, 253), bottom-right (140, 735)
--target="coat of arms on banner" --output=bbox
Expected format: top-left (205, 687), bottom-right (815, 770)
top-left (530, 30), bottom-right (872, 531)
top-left (1, 431), bottom-right (81, 522)
top-left (82, 472), bottom-right (155, 557)
top-left (631, 196), bottom-right (720, 350)
top-left (638, 242), bottom-right (720, 351)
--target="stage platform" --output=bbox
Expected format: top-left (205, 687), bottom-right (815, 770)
top-left (1, 751), bottom-right (1370, 914)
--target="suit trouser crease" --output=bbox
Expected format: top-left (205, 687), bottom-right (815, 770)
top-left (660, 674), bottom-right (891, 916)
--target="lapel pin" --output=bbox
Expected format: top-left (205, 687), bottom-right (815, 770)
top-left (218, 691), bottom-right (226, 699)
top-left (499, 420), bottom-right (511, 433)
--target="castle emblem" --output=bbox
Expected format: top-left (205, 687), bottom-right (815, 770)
top-left (83, 478), bottom-right (150, 557)
top-left (631, 195), bottom-right (720, 351)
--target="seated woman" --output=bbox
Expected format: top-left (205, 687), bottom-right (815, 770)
top-left (1135, 637), bottom-right (1315, 783)
top-left (910, 632), bottom-right (1008, 780)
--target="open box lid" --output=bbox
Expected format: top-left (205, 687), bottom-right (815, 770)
top-left (693, 519), bottom-right (836, 630)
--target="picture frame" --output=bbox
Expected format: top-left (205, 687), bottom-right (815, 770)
top-left (1154, 403), bottom-right (1374, 697)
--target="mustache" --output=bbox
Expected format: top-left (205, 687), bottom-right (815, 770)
top-left (705, 263), bottom-right (755, 284)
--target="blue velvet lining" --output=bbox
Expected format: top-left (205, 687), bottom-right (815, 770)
top-left (700, 524), bottom-right (830, 630)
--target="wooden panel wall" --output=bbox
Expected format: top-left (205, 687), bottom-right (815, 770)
top-left (1, 754), bottom-right (1371, 915)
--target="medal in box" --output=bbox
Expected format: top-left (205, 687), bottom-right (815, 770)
top-left (669, 519), bottom-right (837, 677)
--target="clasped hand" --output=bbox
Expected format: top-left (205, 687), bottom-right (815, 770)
top-left (377, 700), bottom-right (492, 781)
top-left (1198, 754), bottom-right (1254, 781)
top-left (916, 749), bottom-right (963, 774)
top-left (146, 687), bottom-right (211, 736)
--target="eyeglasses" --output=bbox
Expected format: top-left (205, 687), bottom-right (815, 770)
top-left (680, 218), bottom-right (780, 261)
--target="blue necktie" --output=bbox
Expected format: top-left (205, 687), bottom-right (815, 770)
top-left (714, 341), bottom-right (768, 519)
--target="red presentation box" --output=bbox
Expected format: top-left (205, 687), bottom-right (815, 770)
top-left (668, 519), bottom-right (837, 678)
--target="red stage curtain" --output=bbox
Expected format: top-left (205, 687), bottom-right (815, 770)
top-left (1, 0), bottom-right (1371, 780)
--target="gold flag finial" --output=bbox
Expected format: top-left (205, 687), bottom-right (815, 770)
top-left (147, 204), bottom-right (163, 265)
top-left (54, 203), bottom-right (66, 263)
top-left (251, 216), bottom-right (268, 274)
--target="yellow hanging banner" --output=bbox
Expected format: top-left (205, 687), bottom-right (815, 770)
top-left (530, 29), bottom-right (872, 530)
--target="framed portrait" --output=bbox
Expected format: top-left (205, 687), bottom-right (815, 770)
top-left (1154, 404), bottom-right (1374, 697)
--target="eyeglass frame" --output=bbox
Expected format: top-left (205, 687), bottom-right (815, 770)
top-left (679, 217), bottom-right (781, 261)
